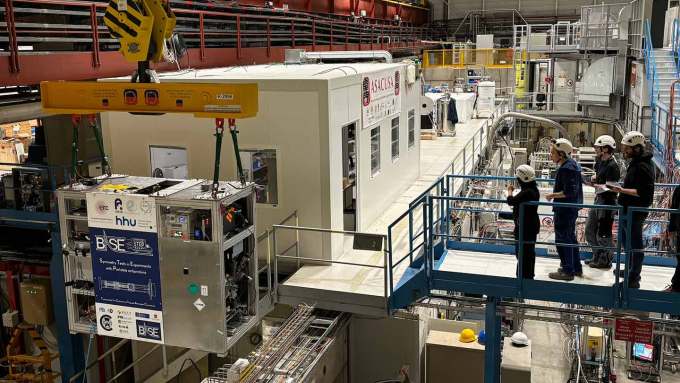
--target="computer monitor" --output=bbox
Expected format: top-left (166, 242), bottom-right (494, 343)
top-left (632, 342), bottom-right (654, 362)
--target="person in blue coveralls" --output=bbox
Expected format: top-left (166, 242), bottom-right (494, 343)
top-left (545, 138), bottom-right (584, 281)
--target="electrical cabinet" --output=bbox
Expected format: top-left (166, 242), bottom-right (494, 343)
top-left (20, 280), bottom-right (53, 325)
top-left (57, 176), bottom-right (258, 353)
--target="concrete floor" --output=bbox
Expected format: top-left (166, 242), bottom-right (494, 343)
top-left (524, 318), bottom-right (680, 383)
top-left (438, 250), bottom-right (675, 291)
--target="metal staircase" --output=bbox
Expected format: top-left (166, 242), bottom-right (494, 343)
top-left (643, 19), bottom-right (680, 173)
top-left (654, 48), bottom-right (680, 111)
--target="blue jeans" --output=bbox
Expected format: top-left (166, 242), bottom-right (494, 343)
top-left (554, 210), bottom-right (582, 275)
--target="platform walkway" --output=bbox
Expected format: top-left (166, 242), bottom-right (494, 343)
top-left (278, 118), bottom-right (487, 316)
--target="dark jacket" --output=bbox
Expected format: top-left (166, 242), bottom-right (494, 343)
top-left (507, 181), bottom-right (540, 237)
top-left (553, 157), bottom-right (584, 214)
top-left (668, 185), bottom-right (680, 232)
top-left (594, 157), bottom-right (621, 205)
top-left (447, 99), bottom-right (458, 124)
top-left (618, 152), bottom-right (655, 208)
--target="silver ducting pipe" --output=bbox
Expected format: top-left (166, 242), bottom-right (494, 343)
top-left (0, 102), bottom-right (47, 124)
top-left (301, 50), bottom-right (393, 63)
top-left (491, 111), bottom-right (568, 139)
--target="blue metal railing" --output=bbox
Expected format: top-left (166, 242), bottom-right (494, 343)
top-left (644, 20), bottom-right (660, 148)
top-left (671, 18), bottom-right (680, 76)
top-left (387, 170), bottom-right (680, 314)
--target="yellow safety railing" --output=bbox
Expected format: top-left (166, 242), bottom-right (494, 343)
top-left (422, 48), bottom-right (515, 69)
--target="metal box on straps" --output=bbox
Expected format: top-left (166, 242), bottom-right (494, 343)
top-left (57, 175), bottom-right (258, 353)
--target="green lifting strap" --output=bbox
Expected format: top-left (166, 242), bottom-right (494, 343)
top-left (213, 118), bottom-right (246, 199)
top-left (228, 118), bottom-right (247, 186)
top-left (87, 115), bottom-right (111, 176)
top-left (71, 115), bottom-right (80, 182)
top-left (212, 118), bottom-right (225, 198)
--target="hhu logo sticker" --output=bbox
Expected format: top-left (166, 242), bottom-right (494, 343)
top-left (115, 216), bottom-right (137, 227)
top-left (136, 320), bottom-right (162, 341)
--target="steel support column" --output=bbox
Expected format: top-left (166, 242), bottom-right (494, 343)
top-left (50, 228), bottom-right (86, 380)
top-left (5, 0), bottom-right (19, 73)
top-left (199, 13), bottom-right (206, 62)
top-left (330, 22), bottom-right (334, 50)
top-left (312, 21), bottom-right (316, 51)
top-left (484, 296), bottom-right (501, 383)
top-left (236, 16), bottom-right (242, 59)
top-left (266, 18), bottom-right (272, 57)
top-left (89, 4), bottom-right (101, 67)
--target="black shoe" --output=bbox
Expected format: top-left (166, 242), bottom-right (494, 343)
top-left (663, 285), bottom-right (680, 293)
top-left (548, 271), bottom-right (575, 281)
top-left (589, 262), bottom-right (612, 269)
top-left (629, 281), bottom-right (640, 289)
top-left (558, 267), bottom-right (582, 277)
top-left (613, 269), bottom-right (625, 277)
top-left (585, 259), bottom-right (592, 265)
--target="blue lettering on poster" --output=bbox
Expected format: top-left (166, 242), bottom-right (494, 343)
top-left (90, 227), bottom-right (162, 310)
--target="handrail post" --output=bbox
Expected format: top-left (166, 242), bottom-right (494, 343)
top-left (266, 229), bottom-right (272, 299)
top-left (90, 4), bottom-right (101, 68)
top-left (423, 198), bottom-right (430, 278)
top-left (384, 240), bottom-right (390, 315)
top-left (295, 213), bottom-right (301, 268)
top-left (439, 179), bottom-right (445, 238)
top-left (517, 202), bottom-right (525, 294)
top-left (266, 18), bottom-right (272, 58)
top-left (408, 209), bottom-right (414, 264)
top-left (5, 0), bottom-right (19, 73)
top-left (387, 226), bottom-right (393, 295)
top-left (199, 13), bottom-right (206, 62)
top-left (614, 206), bottom-right (623, 306)
top-left (272, 227), bottom-right (278, 303)
top-left (622, 208), bottom-right (633, 307)
top-left (427, 196), bottom-right (435, 277)
top-left (312, 20), bottom-right (316, 51)
top-left (236, 15), bottom-right (242, 60)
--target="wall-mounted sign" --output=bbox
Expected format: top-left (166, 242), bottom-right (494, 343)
top-left (615, 318), bottom-right (653, 344)
top-left (362, 70), bottom-right (402, 126)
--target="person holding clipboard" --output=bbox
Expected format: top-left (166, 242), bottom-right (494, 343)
top-left (584, 135), bottom-right (621, 269)
top-left (606, 131), bottom-right (655, 288)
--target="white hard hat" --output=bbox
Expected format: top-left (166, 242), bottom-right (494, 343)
top-left (621, 131), bottom-right (646, 147)
top-left (553, 138), bottom-right (574, 156)
top-left (594, 135), bottom-right (616, 149)
top-left (515, 164), bottom-right (536, 183)
top-left (510, 331), bottom-right (529, 347)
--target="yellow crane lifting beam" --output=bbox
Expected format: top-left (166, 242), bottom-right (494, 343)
top-left (40, 81), bottom-right (258, 118)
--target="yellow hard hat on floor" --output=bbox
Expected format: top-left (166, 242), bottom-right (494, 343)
top-left (459, 328), bottom-right (477, 343)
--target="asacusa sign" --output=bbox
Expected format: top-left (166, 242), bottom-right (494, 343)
top-left (362, 69), bottom-right (401, 127)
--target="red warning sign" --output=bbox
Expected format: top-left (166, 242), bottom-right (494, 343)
top-left (615, 318), bottom-right (654, 344)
